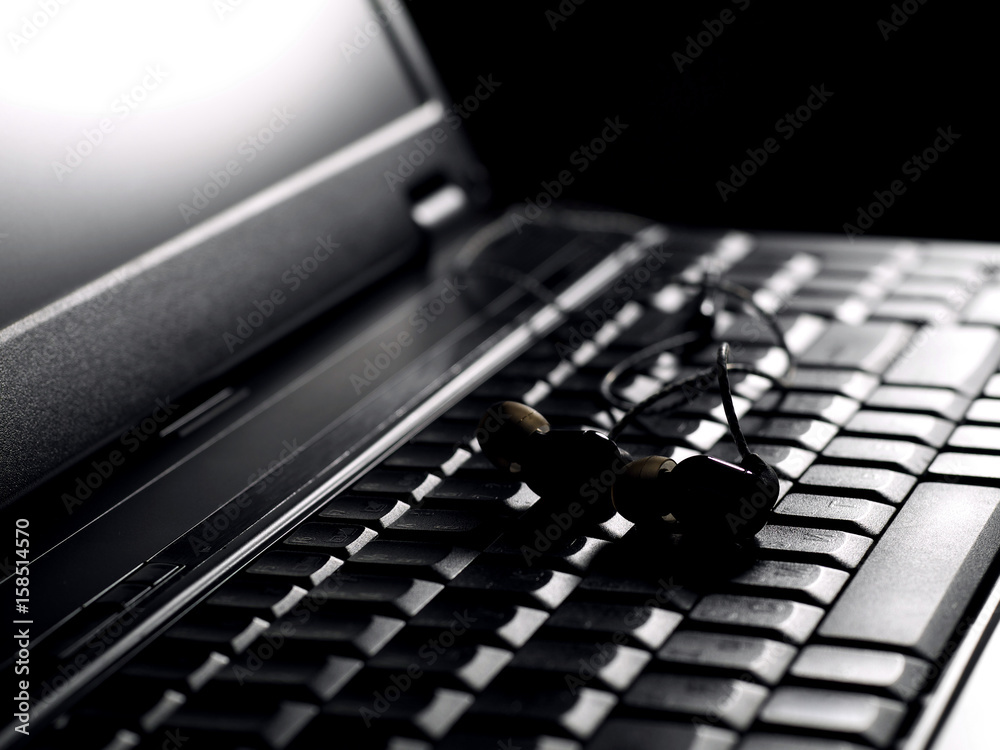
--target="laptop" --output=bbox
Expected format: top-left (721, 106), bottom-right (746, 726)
top-left (2, 1), bottom-right (999, 747)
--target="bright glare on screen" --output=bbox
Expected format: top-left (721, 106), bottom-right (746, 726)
top-left (0, 0), bottom-right (329, 114)
top-left (0, 0), bottom-right (423, 330)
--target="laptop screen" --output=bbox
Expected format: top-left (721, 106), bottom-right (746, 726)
top-left (0, 0), bottom-right (422, 329)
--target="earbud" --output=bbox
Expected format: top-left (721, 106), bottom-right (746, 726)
top-left (613, 451), bottom-right (778, 541)
top-left (475, 401), bottom-right (627, 501)
top-left (477, 401), bottom-right (779, 543)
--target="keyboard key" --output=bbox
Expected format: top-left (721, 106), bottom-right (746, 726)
top-left (317, 495), bottom-right (409, 529)
top-left (865, 385), bottom-right (970, 421)
top-left (741, 417), bottom-right (838, 452)
top-left (966, 398), bottom-right (1000, 424)
top-left (214, 654), bottom-right (362, 701)
top-left (787, 292), bottom-right (869, 323)
top-left (67, 677), bottom-right (186, 735)
top-left (754, 392), bottom-right (859, 425)
top-left (883, 324), bottom-right (1000, 396)
top-left (410, 601), bottom-right (548, 649)
top-left (947, 426), bottom-right (1000, 453)
top-left (410, 420), bottom-right (477, 450)
top-left (555, 369), bottom-right (605, 394)
top-left (503, 358), bottom-right (561, 380)
top-left (741, 735), bottom-right (870, 750)
top-left (205, 581), bottom-right (308, 619)
top-left (345, 541), bottom-right (478, 582)
top-left (452, 450), bottom-right (504, 476)
top-left (469, 684), bottom-right (616, 740)
top-left (587, 511), bottom-right (636, 542)
top-left (509, 380), bottom-right (552, 407)
top-left (812, 244), bottom-right (915, 270)
top-left (820, 483), bottom-right (1000, 659)
top-left (872, 297), bottom-right (955, 324)
top-left (712, 443), bottom-right (815, 480)
top-left (545, 602), bottom-right (683, 650)
top-left (244, 551), bottom-right (343, 587)
top-left (383, 444), bottom-right (472, 475)
top-left (791, 645), bottom-right (931, 700)
top-left (692, 345), bottom-right (791, 380)
top-left (797, 276), bottom-right (882, 298)
top-left (98, 730), bottom-right (142, 750)
top-left (799, 321), bottom-right (913, 373)
top-left (509, 640), bottom-right (650, 692)
top-left (525, 337), bottom-right (572, 362)
top-left (574, 575), bottom-right (700, 611)
top-left (320, 688), bottom-right (473, 741)
top-left (689, 594), bottom-right (823, 643)
top-left (617, 417), bottom-right (728, 452)
top-left (984, 374), bottom-right (1000, 398)
top-left (727, 560), bottom-right (849, 606)
top-left (309, 574), bottom-right (442, 617)
top-left (615, 308), bottom-right (693, 349)
top-left (486, 534), bottom-right (612, 575)
top-left (754, 525), bottom-right (871, 569)
top-left (351, 469), bottom-right (443, 503)
top-left (164, 613), bottom-right (270, 655)
top-left (140, 691), bottom-right (187, 733)
top-left (657, 631), bottom-right (796, 684)
top-left (384, 508), bottom-right (499, 547)
top-left (913, 255), bottom-right (989, 282)
top-left (760, 687), bottom-right (905, 748)
top-left (438, 733), bottom-right (584, 750)
top-left (423, 478), bottom-right (539, 513)
top-left (589, 720), bottom-right (738, 750)
top-left (715, 312), bottom-right (827, 354)
top-left (893, 277), bottom-right (965, 300)
top-left (822, 437), bottom-right (936, 475)
top-left (677, 392), bottom-right (752, 424)
top-left (450, 564), bottom-right (580, 610)
top-left (786, 369), bottom-right (878, 400)
top-left (797, 464), bottom-right (915, 504)
top-left (568, 333), bottom-right (614, 368)
top-left (368, 641), bottom-right (512, 691)
top-left (156, 700), bottom-right (317, 749)
top-left (927, 452), bottom-right (1000, 482)
top-left (122, 648), bottom-right (230, 692)
top-left (623, 674), bottom-right (768, 731)
top-left (843, 410), bottom-right (954, 448)
top-left (267, 612), bottom-right (404, 658)
top-left (963, 284), bottom-right (1000, 325)
top-left (729, 370), bottom-right (779, 401)
top-left (773, 493), bottom-right (895, 536)
top-left (533, 394), bottom-right (610, 425)
top-left (283, 522), bottom-right (377, 556)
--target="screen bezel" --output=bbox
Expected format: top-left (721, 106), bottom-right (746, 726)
top-left (0, 0), bottom-right (488, 502)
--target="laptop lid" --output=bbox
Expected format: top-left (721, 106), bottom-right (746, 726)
top-left (0, 0), bottom-right (487, 503)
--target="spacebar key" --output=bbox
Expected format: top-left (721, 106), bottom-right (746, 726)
top-left (882, 325), bottom-right (1000, 396)
top-left (820, 483), bottom-right (1000, 660)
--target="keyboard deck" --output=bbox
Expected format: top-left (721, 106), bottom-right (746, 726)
top-left (34, 231), bottom-right (1000, 749)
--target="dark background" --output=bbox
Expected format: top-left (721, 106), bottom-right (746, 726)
top-left (409, 1), bottom-right (997, 242)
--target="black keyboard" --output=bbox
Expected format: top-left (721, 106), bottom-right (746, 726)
top-left (33, 232), bottom-right (1000, 749)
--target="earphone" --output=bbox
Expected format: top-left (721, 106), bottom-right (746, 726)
top-left (477, 344), bottom-right (780, 544)
top-left (456, 207), bottom-right (794, 545)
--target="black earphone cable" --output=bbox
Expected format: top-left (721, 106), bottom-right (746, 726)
top-left (600, 271), bottom-right (797, 449)
top-left (717, 342), bottom-right (752, 460)
top-left (452, 207), bottom-right (796, 452)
